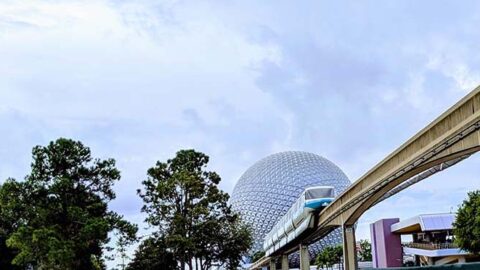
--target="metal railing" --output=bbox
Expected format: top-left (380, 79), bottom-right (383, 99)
top-left (402, 242), bottom-right (458, 250)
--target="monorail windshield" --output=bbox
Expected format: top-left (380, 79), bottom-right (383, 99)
top-left (305, 187), bottom-right (335, 200)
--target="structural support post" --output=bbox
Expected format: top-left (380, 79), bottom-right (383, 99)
top-left (342, 225), bottom-right (358, 270)
top-left (281, 254), bottom-right (289, 270)
top-left (269, 258), bottom-right (276, 270)
top-left (299, 244), bottom-right (310, 270)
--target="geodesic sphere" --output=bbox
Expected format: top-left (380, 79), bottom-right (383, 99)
top-left (230, 151), bottom-right (351, 266)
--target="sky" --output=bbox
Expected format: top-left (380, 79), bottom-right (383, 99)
top-left (1, 0), bottom-right (480, 267)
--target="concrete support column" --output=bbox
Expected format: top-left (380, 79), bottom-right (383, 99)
top-left (342, 225), bottom-right (358, 270)
top-left (269, 258), bottom-right (276, 270)
top-left (299, 244), bottom-right (310, 270)
top-left (281, 255), bottom-right (289, 270)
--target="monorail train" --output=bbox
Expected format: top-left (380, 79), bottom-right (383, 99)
top-left (263, 186), bottom-right (335, 256)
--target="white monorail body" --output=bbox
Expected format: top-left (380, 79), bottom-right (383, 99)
top-left (263, 186), bottom-right (335, 256)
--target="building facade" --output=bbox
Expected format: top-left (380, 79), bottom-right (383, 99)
top-left (371, 214), bottom-right (476, 267)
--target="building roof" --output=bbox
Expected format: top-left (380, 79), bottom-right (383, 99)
top-left (391, 213), bottom-right (455, 234)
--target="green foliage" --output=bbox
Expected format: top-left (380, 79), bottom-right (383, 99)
top-left (210, 215), bottom-right (253, 270)
top-left (138, 149), bottom-right (253, 270)
top-left (251, 250), bottom-right (266, 263)
top-left (453, 190), bottom-right (480, 254)
top-left (3, 138), bottom-right (137, 270)
top-left (127, 237), bottom-right (176, 270)
top-left (358, 239), bottom-right (372, 262)
top-left (113, 233), bottom-right (136, 270)
top-left (0, 179), bottom-right (25, 270)
top-left (315, 245), bottom-right (343, 269)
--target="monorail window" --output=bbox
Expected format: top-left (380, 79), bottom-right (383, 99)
top-left (305, 188), bottom-right (335, 200)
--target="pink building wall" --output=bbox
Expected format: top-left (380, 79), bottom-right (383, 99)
top-left (370, 218), bottom-right (402, 268)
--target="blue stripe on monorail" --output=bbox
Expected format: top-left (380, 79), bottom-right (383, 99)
top-left (304, 198), bottom-right (334, 209)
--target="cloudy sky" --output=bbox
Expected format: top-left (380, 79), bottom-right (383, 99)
top-left (1, 0), bottom-right (480, 266)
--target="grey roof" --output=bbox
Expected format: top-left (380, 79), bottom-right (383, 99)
top-left (391, 213), bottom-right (455, 233)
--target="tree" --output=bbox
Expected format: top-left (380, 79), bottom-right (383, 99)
top-left (127, 237), bottom-right (176, 270)
top-left (358, 240), bottom-right (372, 262)
top-left (198, 213), bottom-right (252, 269)
top-left (114, 233), bottom-right (135, 270)
top-left (0, 179), bottom-right (25, 270)
top-left (5, 138), bottom-right (138, 269)
top-left (316, 245), bottom-right (343, 270)
top-left (251, 250), bottom-right (265, 263)
top-left (138, 149), bottom-right (252, 270)
top-left (453, 190), bottom-right (480, 254)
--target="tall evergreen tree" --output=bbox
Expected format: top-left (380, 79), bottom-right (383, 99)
top-left (126, 237), bottom-right (176, 270)
top-left (5, 138), bottom-right (137, 269)
top-left (138, 149), bottom-right (252, 270)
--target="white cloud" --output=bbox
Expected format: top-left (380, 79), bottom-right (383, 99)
top-left (0, 0), bottom-right (282, 125)
top-left (1, 0), bottom-right (480, 267)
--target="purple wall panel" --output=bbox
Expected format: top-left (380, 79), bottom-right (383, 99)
top-left (370, 218), bottom-right (402, 268)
